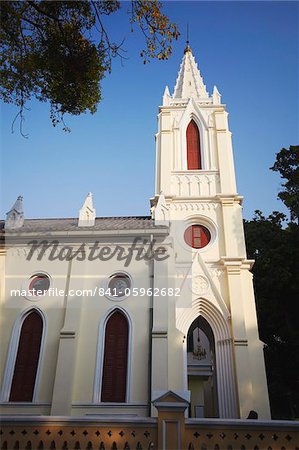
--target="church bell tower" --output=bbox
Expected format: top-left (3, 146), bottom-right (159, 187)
top-left (151, 45), bottom-right (271, 419)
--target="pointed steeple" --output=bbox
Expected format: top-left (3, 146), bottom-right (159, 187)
top-left (78, 192), bottom-right (96, 227)
top-left (173, 47), bottom-right (208, 100)
top-left (5, 195), bottom-right (24, 229)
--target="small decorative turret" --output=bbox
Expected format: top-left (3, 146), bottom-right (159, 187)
top-left (212, 85), bottom-right (221, 105)
top-left (152, 192), bottom-right (169, 226)
top-left (5, 196), bottom-right (24, 229)
top-left (78, 192), bottom-right (96, 227)
top-left (162, 85), bottom-right (171, 106)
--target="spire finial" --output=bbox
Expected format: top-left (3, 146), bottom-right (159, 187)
top-left (184, 23), bottom-right (192, 54)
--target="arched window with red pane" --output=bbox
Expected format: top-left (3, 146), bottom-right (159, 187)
top-left (9, 310), bottom-right (43, 402)
top-left (186, 120), bottom-right (202, 170)
top-left (101, 310), bottom-right (129, 402)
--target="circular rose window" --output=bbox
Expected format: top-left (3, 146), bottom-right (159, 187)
top-left (28, 273), bottom-right (50, 296)
top-left (108, 274), bottom-right (131, 298)
top-left (184, 225), bottom-right (211, 249)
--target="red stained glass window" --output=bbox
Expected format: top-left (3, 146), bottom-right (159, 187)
top-left (184, 225), bottom-right (211, 249)
top-left (101, 311), bottom-right (128, 402)
top-left (187, 120), bottom-right (201, 170)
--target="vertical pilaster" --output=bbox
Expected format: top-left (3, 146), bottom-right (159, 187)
top-left (50, 329), bottom-right (78, 415)
top-left (242, 268), bottom-right (271, 419)
top-left (151, 257), bottom-right (169, 415)
top-left (215, 338), bottom-right (239, 418)
top-left (215, 111), bottom-right (237, 195)
top-left (51, 260), bottom-right (81, 415)
top-left (222, 260), bottom-right (253, 418)
top-left (157, 110), bottom-right (172, 196)
top-left (219, 197), bottom-right (246, 257)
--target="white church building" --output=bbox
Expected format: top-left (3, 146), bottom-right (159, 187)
top-left (0, 44), bottom-right (271, 424)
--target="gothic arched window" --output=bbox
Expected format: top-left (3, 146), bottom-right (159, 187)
top-left (9, 311), bottom-right (43, 401)
top-left (101, 310), bottom-right (129, 402)
top-left (186, 120), bottom-right (202, 170)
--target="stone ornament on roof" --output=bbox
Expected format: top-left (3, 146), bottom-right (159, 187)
top-left (5, 195), bottom-right (24, 229)
top-left (78, 192), bottom-right (96, 227)
top-left (153, 192), bottom-right (169, 227)
top-left (212, 85), bottom-right (221, 105)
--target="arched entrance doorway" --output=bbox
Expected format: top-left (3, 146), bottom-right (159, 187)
top-left (177, 298), bottom-right (238, 418)
top-left (187, 315), bottom-right (218, 418)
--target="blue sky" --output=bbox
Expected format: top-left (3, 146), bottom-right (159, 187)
top-left (1, 1), bottom-right (298, 221)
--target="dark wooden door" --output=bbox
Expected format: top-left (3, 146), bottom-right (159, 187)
top-left (101, 311), bottom-right (128, 402)
top-left (187, 120), bottom-right (201, 170)
top-left (9, 311), bottom-right (43, 401)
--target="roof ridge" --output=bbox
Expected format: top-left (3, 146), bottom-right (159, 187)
top-left (1, 215), bottom-right (153, 222)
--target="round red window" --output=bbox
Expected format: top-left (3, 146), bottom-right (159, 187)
top-left (184, 225), bottom-right (211, 249)
top-left (29, 274), bottom-right (50, 295)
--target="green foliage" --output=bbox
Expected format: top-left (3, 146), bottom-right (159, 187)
top-left (0, 1), bottom-right (179, 133)
top-left (244, 205), bottom-right (299, 417)
top-left (271, 145), bottom-right (299, 223)
top-left (245, 212), bottom-right (298, 345)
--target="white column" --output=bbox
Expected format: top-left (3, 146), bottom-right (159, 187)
top-left (216, 338), bottom-right (238, 418)
top-left (215, 111), bottom-right (237, 195)
top-left (151, 255), bottom-right (169, 416)
top-left (223, 262), bottom-right (254, 419)
top-left (220, 198), bottom-right (246, 258)
top-left (51, 259), bottom-right (82, 415)
top-left (158, 110), bottom-right (173, 196)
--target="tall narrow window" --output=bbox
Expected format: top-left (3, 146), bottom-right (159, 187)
top-left (101, 311), bottom-right (128, 402)
top-left (9, 311), bottom-right (43, 402)
top-left (187, 120), bottom-right (202, 169)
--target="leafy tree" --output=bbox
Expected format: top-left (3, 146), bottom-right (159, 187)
top-left (0, 1), bottom-right (179, 134)
top-left (271, 145), bottom-right (299, 224)
top-left (244, 147), bottom-right (299, 419)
